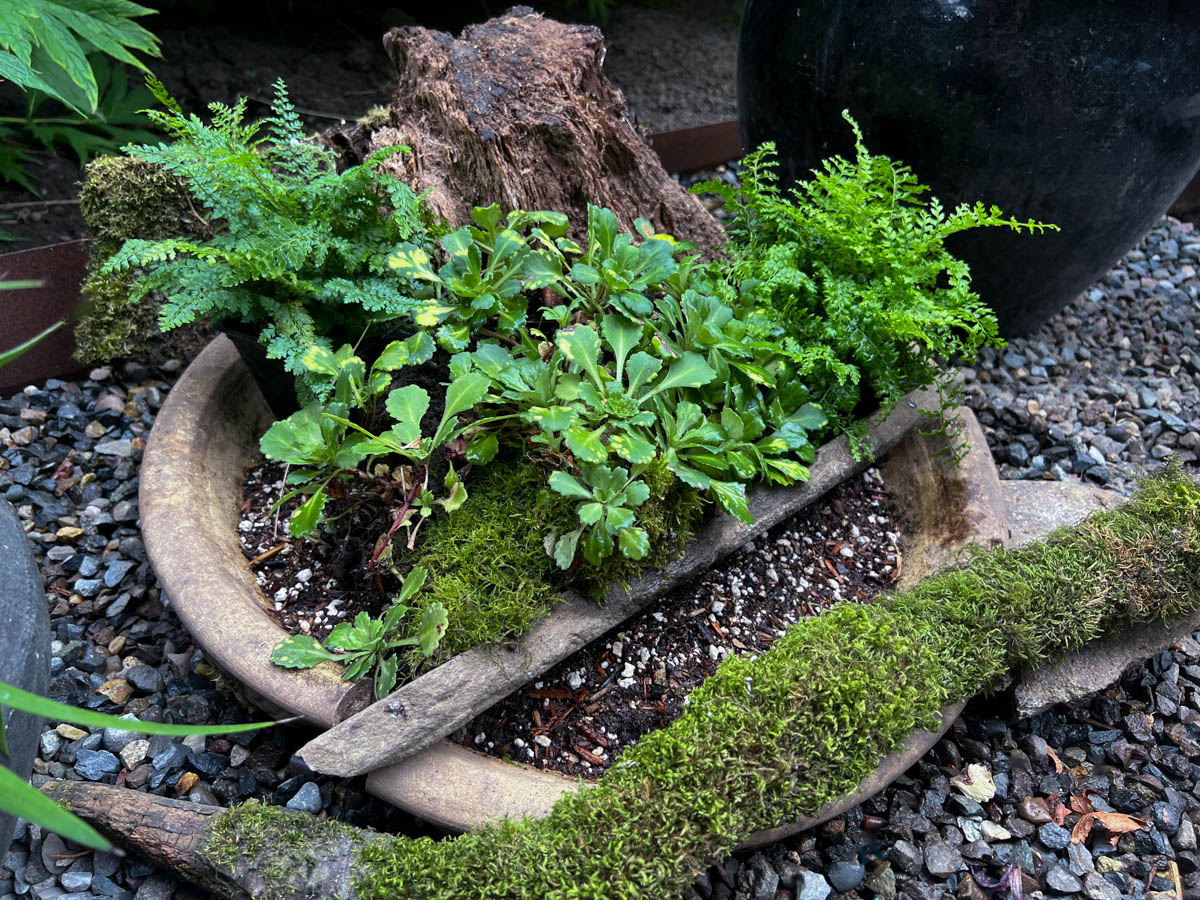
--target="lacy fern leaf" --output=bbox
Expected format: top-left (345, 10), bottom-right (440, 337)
top-left (99, 79), bottom-right (437, 398)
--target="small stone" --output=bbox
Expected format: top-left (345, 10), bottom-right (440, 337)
top-left (56, 724), bottom-right (87, 741)
top-left (1084, 871), bottom-right (1122, 900)
top-left (175, 771), bottom-right (198, 795)
top-left (889, 840), bottom-right (924, 875)
top-left (286, 781), bottom-right (322, 813)
top-left (826, 860), bottom-right (865, 893)
top-left (59, 870), bottom-right (92, 892)
top-left (95, 678), bottom-right (132, 705)
top-left (1038, 822), bottom-right (1072, 850)
top-left (1067, 840), bottom-right (1095, 876)
top-left (1046, 866), bottom-right (1083, 894)
top-left (119, 739), bottom-right (149, 770)
top-left (980, 821), bottom-right (1011, 842)
top-left (864, 863), bottom-right (896, 900)
top-left (793, 870), bottom-right (832, 900)
top-left (124, 664), bottom-right (164, 694)
top-left (93, 438), bottom-right (132, 457)
top-left (38, 834), bottom-right (69, 875)
top-left (923, 842), bottom-right (965, 877)
top-left (102, 560), bottom-right (134, 588)
top-left (1016, 796), bottom-right (1052, 824)
top-left (74, 749), bottom-right (120, 780)
top-left (1174, 816), bottom-right (1197, 851)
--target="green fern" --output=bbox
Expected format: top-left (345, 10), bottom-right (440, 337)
top-left (100, 79), bottom-right (437, 397)
top-left (697, 112), bottom-right (1056, 456)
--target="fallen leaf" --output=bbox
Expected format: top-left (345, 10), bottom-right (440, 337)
top-left (1050, 795), bottom-right (1070, 827)
top-left (1070, 793), bottom-right (1095, 816)
top-left (1071, 811), bottom-right (1149, 845)
top-left (1046, 746), bottom-right (1065, 773)
top-left (951, 762), bottom-right (997, 803)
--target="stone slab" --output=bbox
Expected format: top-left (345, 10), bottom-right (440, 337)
top-left (1002, 479), bottom-right (1188, 718)
top-left (0, 500), bottom-right (50, 861)
top-left (1001, 479), bottom-right (1124, 548)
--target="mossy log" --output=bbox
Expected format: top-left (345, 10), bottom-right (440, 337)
top-left (38, 784), bottom-right (378, 900)
top-left (327, 6), bottom-right (725, 252)
top-left (40, 469), bottom-right (1200, 900)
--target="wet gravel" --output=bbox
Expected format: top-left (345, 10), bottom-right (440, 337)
top-left (962, 217), bottom-right (1200, 494)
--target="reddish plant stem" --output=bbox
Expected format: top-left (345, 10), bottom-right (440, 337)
top-left (369, 466), bottom-right (424, 569)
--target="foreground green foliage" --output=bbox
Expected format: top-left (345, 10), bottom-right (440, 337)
top-left (696, 114), bottom-right (1056, 456)
top-left (203, 466), bottom-right (1199, 900)
top-left (0, 0), bottom-right (161, 190)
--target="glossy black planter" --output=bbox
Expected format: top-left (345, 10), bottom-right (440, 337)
top-left (738, 0), bottom-right (1200, 336)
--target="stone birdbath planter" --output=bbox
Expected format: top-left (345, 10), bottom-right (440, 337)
top-left (140, 335), bottom-right (1009, 842)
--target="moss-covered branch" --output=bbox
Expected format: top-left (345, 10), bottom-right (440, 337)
top-left (50, 468), bottom-right (1200, 900)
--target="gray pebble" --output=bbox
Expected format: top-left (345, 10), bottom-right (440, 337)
top-left (285, 781), bottom-right (322, 814)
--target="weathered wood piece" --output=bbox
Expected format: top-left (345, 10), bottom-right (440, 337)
top-left (327, 6), bottom-right (725, 252)
top-left (40, 782), bottom-right (379, 900)
top-left (297, 388), bottom-right (940, 778)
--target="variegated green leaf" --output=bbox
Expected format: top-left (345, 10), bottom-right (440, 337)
top-left (710, 480), bottom-right (753, 526)
top-left (564, 424), bottom-right (608, 463)
top-left (388, 244), bottom-right (440, 281)
top-left (548, 470), bottom-right (593, 500)
top-left (618, 526), bottom-right (649, 560)
top-left (270, 635), bottom-right (342, 669)
top-left (608, 431), bottom-right (655, 465)
top-left (556, 325), bottom-right (604, 388)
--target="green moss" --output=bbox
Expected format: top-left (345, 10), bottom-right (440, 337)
top-left (201, 800), bottom-right (373, 900)
top-left (338, 466), bottom-right (1200, 899)
top-left (75, 156), bottom-right (203, 363)
top-left (403, 453), bottom-right (705, 668)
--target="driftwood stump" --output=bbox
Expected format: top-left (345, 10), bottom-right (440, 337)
top-left (329, 6), bottom-right (725, 252)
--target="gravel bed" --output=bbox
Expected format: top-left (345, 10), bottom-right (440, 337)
top-left (962, 216), bottom-right (1200, 494)
top-left (694, 637), bottom-right (1200, 900)
top-left (1, 212), bottom-right (1198, 899)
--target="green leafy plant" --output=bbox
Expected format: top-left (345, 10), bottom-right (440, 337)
top-left (99, 79), bottom-right (435, 398)
top-left (694, 112), bottom-right (1056, 458)
top-left (0, 1), bottom-right (161, 190)
top-left (269, 566), bottom-right (448, 698)
top-left (1, 55), bottom-right (160, 192)
top-left (389, 203), bottom-right (570, 352)
top-left (0, 679), bottom-right (272, 852)
top-left (258, 331), bottom-right (435, 538)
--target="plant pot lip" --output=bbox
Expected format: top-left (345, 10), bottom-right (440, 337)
top-left (141, 335), bottom-right (1009, 846)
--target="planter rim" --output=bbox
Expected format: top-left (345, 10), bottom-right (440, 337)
top-left (141, 335), bottom-right (1009, 847)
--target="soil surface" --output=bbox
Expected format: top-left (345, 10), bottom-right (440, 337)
top-left (239, 450), bottom-right (900, 780)
top-left (454, 468), bottom-right (900, 778)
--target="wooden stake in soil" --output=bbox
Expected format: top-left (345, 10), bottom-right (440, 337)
top-left (326, 7), bottom-right (725, 253)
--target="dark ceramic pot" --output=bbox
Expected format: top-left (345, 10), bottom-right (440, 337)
top-left (0, 500), bottom-right (50, 861)
top-left (738, 0), bottom-right (1200, 336)
top-left (218, 325), bottom-right (298, 421)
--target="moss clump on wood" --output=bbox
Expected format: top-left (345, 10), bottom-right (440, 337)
top-left (403, 453), bottom-right (705, 667)
top-left (75, 156), bottom-right (205, 363)
top-left (321, 466), bottom-right (1200, 899)
top-left (200, 799), bottom-right (379, 900)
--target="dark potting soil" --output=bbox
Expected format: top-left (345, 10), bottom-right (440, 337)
top-left (241, 454), bottom-right (901, 781)
top-left (452, 468), bottom-right (901, 779)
